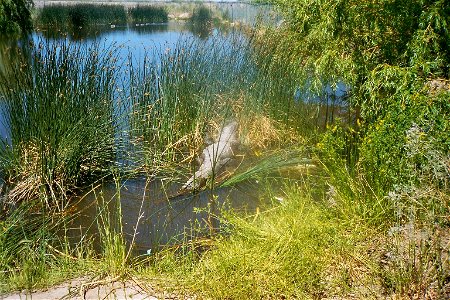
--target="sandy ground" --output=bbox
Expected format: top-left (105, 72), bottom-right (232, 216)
top-left (1, 277), bottom-right (186, 300)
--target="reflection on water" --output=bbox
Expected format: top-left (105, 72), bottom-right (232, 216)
top-left (69, 178), bottom-right (263, 254)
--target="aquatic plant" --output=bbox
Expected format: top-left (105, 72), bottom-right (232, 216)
top-left (126, 34), bottom-right (251, 168)
top-left (128, 5), bottom-right (168, 24)
top-left (37, 4), bottom-right (127, 28)
top-left (0, 41), bottom-right (117, 209)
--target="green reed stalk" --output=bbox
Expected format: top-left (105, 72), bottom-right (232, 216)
top-left (0, 40), bottom-right (117, 208)
top-left (129, 5), bottom-right (169, 24)
top-left (36, 4), bottom-right (127, 28)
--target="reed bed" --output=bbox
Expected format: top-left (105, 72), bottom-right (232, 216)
top-left (119, 31), bottom-right (326, 179)
top-left (128, 5), bottom-right (168, 24)
top-left (0, 29), bottom-right (310, 206)
top-left (36, 4), bottom-right (169, 29)
top-left (125, 34), bottom-right (253, 168)
top-left (0, 41), bottom-right (117, 209)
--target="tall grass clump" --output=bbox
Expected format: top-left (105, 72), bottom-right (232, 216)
top-left (0, 200), bottom-right (90, 293)
top-left (129, 5), bottom-right (168, 24)
top-left (124, 31), bottom-right (325, 175)
top-left (37, 4), bottom-right (127, 28)
top-left (190, 5), bottom-right (213, 25)
top-left (0, 41), bottom-right (117, 209)
top-left (126, 34), bottom-right (256, 170)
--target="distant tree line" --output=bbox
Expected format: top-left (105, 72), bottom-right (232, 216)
top-left (0, 0), bottom-right (33, 34)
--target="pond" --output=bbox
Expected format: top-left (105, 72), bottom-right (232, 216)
top-left (0, 4), bottom-right (292, 254)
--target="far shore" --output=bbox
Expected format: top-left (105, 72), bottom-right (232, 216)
top-left (33, 0), bottom-right (245, 8)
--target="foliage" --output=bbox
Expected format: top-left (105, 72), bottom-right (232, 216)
top-left (361, 77), bottom-right (449, 191)
top-left (266, 0), bottom-right (450, 189)
top-left (0, 41), bottom-right (117, 209)
top-left (267, 0), bottom-right (449, 94)
top-left (37, 4), bottom-right (127, 28)
top-left (142, 183), bottom-right (383, 299)
top-left (0, 0), bottom-right (33, 34)
top-left (190, 5), bottom-right (212, 25)
top-left (129, 5), bottom-right (168, 24)
top-left (263, 2), bottom-right (450, 295)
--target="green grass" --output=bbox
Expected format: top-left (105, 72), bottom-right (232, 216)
top-left (0, 41), bottom-right (117, 209)
top-left (36, 4), bottom-right (169, 29)
top-left (0, 199), bottom-right (93, 293)
top-left (125, 32), bottom-right (322, 175)
top-left (36, 4), bottom-right (127, 28)
top-left (129, 5), bottom-right (168, 24)
top-left (139, 180), bottom-right (382, 299)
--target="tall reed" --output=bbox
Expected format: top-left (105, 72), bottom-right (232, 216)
top-left (126, 34), bottom-right (253, 169)
top-left (0, 40), bottom-right (117, 209)
top-left (123, 30), bottom-right (324, 176)
top-left (37, 4), bottom-right (127, 28)
top-left (129, 5), bottom-right (169, 24)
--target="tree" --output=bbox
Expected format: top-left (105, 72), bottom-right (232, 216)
top-left (0, 0), bottom-right (33, 34)
top-left (264, 0), bottom-right (449, 190)
top-left (265, 0), bottom-right (449, 104)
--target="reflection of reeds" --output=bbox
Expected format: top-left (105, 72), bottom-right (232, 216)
top-left (190, 5), bottom-right (213, 25)
top-left (0, 41), bottom-right (117, 209)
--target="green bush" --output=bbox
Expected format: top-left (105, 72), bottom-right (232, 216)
top-left (0, 0), bottom-right (32, 34)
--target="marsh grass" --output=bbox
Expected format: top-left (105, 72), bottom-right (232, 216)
top-left (124, 31), bottom-right (322, 177)
top-left (95, 182), bottom-right (128, 277)
top-left (37, 4), bottom-right (127, 28)
top-left (139, 182), bottom-right (379, 299)
top-left (129, 5), bottom-right (168, 24)
top-left (126, 34), bottom-right (252, 170)
top-left (0, 200), bottom-right (92, 293)
top-left (1, 20), bottom-right (424, 298)
top-left (0, 40), bottom-right (117, 209)
top-left (220, 149), bottom-right (312, 187)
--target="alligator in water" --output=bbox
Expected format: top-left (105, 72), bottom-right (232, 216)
top-left (182, 121), bottom-right (239, 190)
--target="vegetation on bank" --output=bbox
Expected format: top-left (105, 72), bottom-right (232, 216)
top-left (0, 0), bottom-right (449, 299)
top-left (35, 4), bottom-right (169, 28)
top-left (129, 5), bottom-right (168, 24)
top-left (37, 4), bottom-right (127, 28)
top-left (0, 0), bottom-right (33, 34)
top-left (140, 0), bottom-right (449, 298)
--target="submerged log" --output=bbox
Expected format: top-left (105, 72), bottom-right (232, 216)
top-left (182, 121), bottom-right (239, 190)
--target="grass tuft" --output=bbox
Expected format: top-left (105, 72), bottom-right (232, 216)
top-left (0, 40), bottom-right (117, 209)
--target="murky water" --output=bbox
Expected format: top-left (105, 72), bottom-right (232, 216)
top-left (68, 177), bottom-right (264, 254)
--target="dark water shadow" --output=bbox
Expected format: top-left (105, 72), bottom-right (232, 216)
top-left (66, 177), bottom-right (263, 255)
